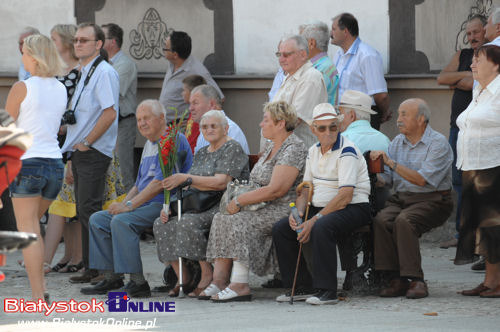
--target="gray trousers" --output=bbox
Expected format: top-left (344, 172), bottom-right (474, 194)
top-left (117, 116), bottom-right (137, 191)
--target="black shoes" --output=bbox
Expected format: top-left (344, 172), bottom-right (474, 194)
top-left (276, 287), bottom-right (317, 302)
top-left (305, 289), bottom-right (339, 305)
top-left (471, 257), bottom-right (486, 271)
top-left (81, 278), bottom-right (124, 295)
top-left (117, 280), bottom-right (151, 298)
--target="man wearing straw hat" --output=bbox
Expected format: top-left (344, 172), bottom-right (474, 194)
top-left (335, 90), bottom-right (390, 286)
top-left (272, 103), bottom-right (371, 305)
top-left (337, 90), bottom-right (390, 154)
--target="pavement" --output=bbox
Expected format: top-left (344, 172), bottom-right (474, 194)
top-left (1, 220), bottom-right (499, 331)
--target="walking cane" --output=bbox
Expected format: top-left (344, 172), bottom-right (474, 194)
top-left (173, 151), bottom-right (190, 298)
top-left (290, 181), bottom-right (313, 304)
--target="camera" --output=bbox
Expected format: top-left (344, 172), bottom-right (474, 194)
top-left (61, 109), bottom-right (76, 125)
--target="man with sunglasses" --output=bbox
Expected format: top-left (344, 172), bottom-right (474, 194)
top-left (370, 98), bottom-right (453, 299)
top-left (159, 31), bottom-right (223, 125)
top-left (273, 103), bottom-right (371, 305)
top-left (61, 22), bottom-right (120, 284)
top-left (271, 35), bottom-right (327, 149)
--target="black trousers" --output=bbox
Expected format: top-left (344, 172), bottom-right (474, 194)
top-left (71, 149), bottom-right (111, 268)
top-left (272, 203), bottom-right (371, 292)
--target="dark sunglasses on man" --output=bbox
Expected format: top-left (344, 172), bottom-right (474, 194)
top-left (313, 123), bottom-right (338, 133)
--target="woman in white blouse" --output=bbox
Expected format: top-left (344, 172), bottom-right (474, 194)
top-left (455, 44), bottom-right (500, 298)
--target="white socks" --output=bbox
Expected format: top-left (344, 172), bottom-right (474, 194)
top-left (230, 260), bottom-right (249, 283)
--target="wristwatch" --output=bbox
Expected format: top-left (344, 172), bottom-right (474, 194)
top-left (82, 138), bottom-right (91, 147)
top-left (315, 212), bottom-right (323, 219)
top-left (234, 196), bottom-right (242, 209)
top-left (125, 200), bottom-right (133, 210)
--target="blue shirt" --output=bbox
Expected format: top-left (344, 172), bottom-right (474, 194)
top-left (268, 67), bottom-right (285, 101)
top-left (18, 62), bottom-right (31, 81)
top-left (310, 52), bottom-right (339, 105)
top-left (62, 56), bottom-right (120, 158)
top-left (341, 120), bottom-right (390, 154)
top-left (380, 125), bottom-right (453, 193)
top-left (333, 38), bottom-right (387, 104)
top-left (135, 133), bottom-right (193, 206)
top-left (195, 111), bottom-right (250, 154)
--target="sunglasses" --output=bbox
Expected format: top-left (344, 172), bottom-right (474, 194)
top-left (313, 124), bottom-right (338, 133)
top-left (201, 123), bottom-right (220, 130)
top-left (72, 38), bottom-right (97, 45)
top-left (275, 51), bottom-right (296, 58)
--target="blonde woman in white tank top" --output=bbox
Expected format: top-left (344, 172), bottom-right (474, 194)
top-left (5, 34), bottom-right (67, 302)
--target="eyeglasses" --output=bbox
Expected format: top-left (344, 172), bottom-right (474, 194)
top-left (201, 123), bottom-right (220, 130)
top-left (163, 48), bottom-right (173, 52)
top-left (313, 124), bottom-right (338, 133)
top-left (72, 38), bottom-right (97, 45)
top-left (275, 51), bottom-right (296, 58)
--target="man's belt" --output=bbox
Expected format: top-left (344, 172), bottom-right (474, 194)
top-left (119, 113), bottom-right (135, 121)
top-left (437, 190), bottom-right (452, 196)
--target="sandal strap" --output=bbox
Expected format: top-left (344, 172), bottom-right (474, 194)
top-left (202, 284), bottom-right (221, 296)
top-left (215, 287), bottom-right (238, 300)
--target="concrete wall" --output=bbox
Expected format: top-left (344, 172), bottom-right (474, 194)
top-left (0, 0), bottom-right (75, 73)
top-left (233, 0), bottom-right (389, 74)
top-left (94, 0), bottom-right (215, 73)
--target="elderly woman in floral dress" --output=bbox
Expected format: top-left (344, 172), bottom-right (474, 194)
top-left (153, 110), bottom-right (249, 297)
top-left (200, 101), bottom-right (308, 302)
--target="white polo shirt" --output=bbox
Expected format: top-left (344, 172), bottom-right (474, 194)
top-left (303, 133), bottom-right (370, 207)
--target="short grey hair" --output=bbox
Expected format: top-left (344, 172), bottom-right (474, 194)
top-left (137, 99), bottom-right (166, 119)
top-left (346, 108), bottom-right (370, 122)
top-left (281, 34), bottom-right (309, 56)
top-left (191, 84), bottom-right (222, 107)
top-left (417, 102), bottom-right (431, 123)
top-left (300, 21), bottom-right (330, 52)
top-left (200, 110), bottom-right (228, 128)
top-left (20, 26), bottom-right (39, 37)
top-left (491, 7), bottom-right (500, 25)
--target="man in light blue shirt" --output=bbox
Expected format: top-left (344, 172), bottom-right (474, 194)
top-left (61, 23), bottom-right (120, 284)
top-left (338, 90), bottom-right (390, 154)
top-left (331, 13), bottom-right (390, 129)
top-left (336, 90), bottom-right (390, 277)
top-left (189, 84), bottom-right (249, 154)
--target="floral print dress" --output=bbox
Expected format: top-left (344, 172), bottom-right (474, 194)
top-left (206, 133), bottom-right (307, 276)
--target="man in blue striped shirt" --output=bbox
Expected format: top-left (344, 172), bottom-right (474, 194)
top-left (370, 98), bottom-right (453, 300)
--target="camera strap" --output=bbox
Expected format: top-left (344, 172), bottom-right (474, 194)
top-left (70, 56), bottom-right (104, 112)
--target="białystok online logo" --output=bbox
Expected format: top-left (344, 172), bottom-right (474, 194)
top-left (4, 293), bottom-right (175, 316)
top-left (106, 292), bottom-right (175, 312)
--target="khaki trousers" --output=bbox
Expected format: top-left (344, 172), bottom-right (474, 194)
top-left (374, 191), bottom-right (453, 279)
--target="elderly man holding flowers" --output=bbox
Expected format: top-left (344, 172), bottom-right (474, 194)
top-left (81, 99), bottom-right (192, 298)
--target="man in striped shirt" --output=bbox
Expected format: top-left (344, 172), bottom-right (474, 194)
top-left (370, 98), bottom-right (453, 300)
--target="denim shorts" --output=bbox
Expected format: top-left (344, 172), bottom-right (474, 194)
top-left (10, 157), bottom-right (64, 200)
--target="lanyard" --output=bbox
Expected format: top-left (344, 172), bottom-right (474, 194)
top-left (71, 56), bottom-right (104, 111)
top-left (335, 38), bottom-right (361, 93)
